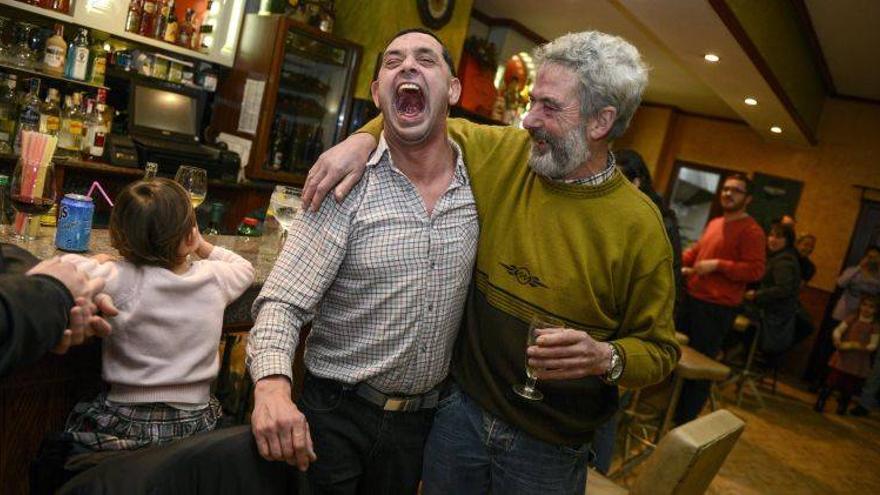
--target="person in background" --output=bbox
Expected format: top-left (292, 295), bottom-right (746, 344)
top-left (806, 246), bottom-right (880, 390)
top-left (815, 295), bottom-right (880, 414)
top-left (795, 234), bottom-right (817, 284)
top-left (832, 247), bottom-right (880, 322)
top-left (302, 30), bottom-right (680, 494)
top-left (60, 178), bottom-right (254, 454)
top-left (743, 222), bottom-right (801, 355)
top-left (616, 148), bottom-right (683, 311)
top-left (850, 331), bottom-right (880, 416)
top-left (1, 245), bottom-right (115, 377)
top-left (675, 173), bottom-right (766, 424)
top-left (248, 29), bottom-right (477, 495)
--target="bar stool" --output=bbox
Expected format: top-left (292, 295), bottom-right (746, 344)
top-left (721, 315), bottom-right (766, 408)
top-left (616, 345), bottom-right (730, 477)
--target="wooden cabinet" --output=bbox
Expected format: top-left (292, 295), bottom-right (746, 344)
top-left (210, 14), bottom-right (361, 185)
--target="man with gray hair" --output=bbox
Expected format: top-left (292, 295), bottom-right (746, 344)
top-left (304, 30), bottom-right (679, 494)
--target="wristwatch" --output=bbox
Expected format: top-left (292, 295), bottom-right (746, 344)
top-left (601, 343), bottom-right (624, 385)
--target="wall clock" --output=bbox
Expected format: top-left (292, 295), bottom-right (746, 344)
top-left (417, 0), bottom-right (455, 29)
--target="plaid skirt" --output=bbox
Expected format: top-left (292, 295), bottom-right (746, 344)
top-left (64, 392), bottom-right (223, 452)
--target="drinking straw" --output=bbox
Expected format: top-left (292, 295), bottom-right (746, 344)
top-left (86, 181), bottom-right (114, 207)
top-left (33, 134), bottom-right (57, 199)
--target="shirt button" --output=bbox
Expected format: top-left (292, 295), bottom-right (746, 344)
top-left (428, 304), bottom-right (434, 312)
top-left (430, 260), bottom-right (436, 269)
top-left (421, 344), bottom-right (428, 352)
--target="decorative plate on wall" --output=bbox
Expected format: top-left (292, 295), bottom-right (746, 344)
top-left (417, 0), bottom-right (455, 29)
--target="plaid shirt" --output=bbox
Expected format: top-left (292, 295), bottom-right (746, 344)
top-left (568, 151), bottom-right (616, 186)
top-left (248, 136), bottom-right (478, 394)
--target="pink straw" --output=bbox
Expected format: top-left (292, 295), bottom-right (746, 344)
top-left (86, 181), bottom-right (114, 207)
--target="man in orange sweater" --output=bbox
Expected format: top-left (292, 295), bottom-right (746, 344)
top-left (675, 173), bottom-right (766, 423)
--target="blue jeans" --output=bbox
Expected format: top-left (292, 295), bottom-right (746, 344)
top-left (422, 384), bottom-right (592, 495)
top-left (857, 350), bottom-right (880, 410)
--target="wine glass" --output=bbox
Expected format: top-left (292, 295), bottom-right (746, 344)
top-left (269, 185), bottom-right (302, 244)
top-left (12, 23), bottom-right (37, 69)
top-left (175, 165), bottom-right (208, 210)
top-left (10, 158), bottom-right (56, 241)
top-left (513, 315), bottom-right (563, 401)
top-left (0, 17), bottom-right (12, 63)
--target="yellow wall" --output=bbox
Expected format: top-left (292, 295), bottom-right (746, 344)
top-left (334, 0), bottom-right (475, 100)
top-left (621, 99), bottom-right (880, 292)
top-left (613, 105), bottom-right (676, 176)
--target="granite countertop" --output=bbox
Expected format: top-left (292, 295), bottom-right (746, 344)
top-left (0, 226), bottom-right (282, 286)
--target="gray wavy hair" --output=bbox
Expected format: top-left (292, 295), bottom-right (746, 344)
top-left (534, 31), bottom-right (649, 140)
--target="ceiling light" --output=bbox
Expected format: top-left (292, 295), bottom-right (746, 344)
top-left (770, 126), bottom-right (782, 134)
top-left (744, 97), bottom-right (758, 106)
top-left (704, 53), bottom-right (720, 63)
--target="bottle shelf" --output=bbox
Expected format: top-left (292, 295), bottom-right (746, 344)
top-left (0, 60), bottom-right (109, 91)
top-left (2, 0), bottom-right (246, 68)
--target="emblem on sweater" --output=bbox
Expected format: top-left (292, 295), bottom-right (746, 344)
top-left (500, 263), bottom-right (548, 288)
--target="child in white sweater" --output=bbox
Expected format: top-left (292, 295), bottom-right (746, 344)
top-left (61, 178), bottom-right (254, 451)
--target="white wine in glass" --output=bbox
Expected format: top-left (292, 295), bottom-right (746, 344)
top-left (513, 315), bottom-right (562, 401)
top-left (175, 165), bottom-right (208, 210)
top-left (270, 186), bottom-right (302, 241)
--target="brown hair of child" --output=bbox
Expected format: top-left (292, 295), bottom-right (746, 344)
top-left (110, 178), bottom-right (196, 270)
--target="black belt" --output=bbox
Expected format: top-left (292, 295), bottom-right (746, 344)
top-left (352, 381), bottom-right (441, 412)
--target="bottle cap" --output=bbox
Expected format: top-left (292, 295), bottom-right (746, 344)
top-left (243, 217), bottom-right (258, 226)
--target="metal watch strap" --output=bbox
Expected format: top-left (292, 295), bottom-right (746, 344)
top-left (601, 342), bottom-right (623, 385)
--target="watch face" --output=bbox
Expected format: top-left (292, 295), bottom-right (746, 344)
top-left (417, 0), bottom-right (455, 29)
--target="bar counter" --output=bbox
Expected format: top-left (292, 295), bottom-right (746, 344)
top-left (1, 227), bottom-right (284, 325)
top-left (1, 227), bottom-right (287, 492)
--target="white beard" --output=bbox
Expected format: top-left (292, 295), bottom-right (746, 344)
top-left (528, 124), bottom-right (591, 180)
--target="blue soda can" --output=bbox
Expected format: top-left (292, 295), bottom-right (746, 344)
top-left (55, 194), bottom-right (95, 252)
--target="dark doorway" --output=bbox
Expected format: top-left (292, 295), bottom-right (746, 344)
top-left (747, 173), bottom-right (804, 232)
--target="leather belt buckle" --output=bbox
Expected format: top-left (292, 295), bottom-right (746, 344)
top-left (384, 397), bottom-right (418, 412)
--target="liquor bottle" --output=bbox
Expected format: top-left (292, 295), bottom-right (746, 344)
top-left (125, 0), bottom-right (143, 33)
top-left (143, 161), bottom-right (158, 179)
top-left (39, 88), bottom-right (61, 136)
top-left (83, 95), bottom-right (108, 161)
top-left (154, 0), bottom-right (169, 40)
top-left (0, 75), bottom-right (18, 154)
top-left (0, 174), bottom-right (12, 234)
top-left (58, 93), bottom-right (84, 155)
top-left (195, 0), bottom-right (219, 52)
top-left (14, 78), bottom-right (41, 154)
top-left (56, 0), bottom-right (71, 13)
top-left (202, 202), bottom-right (224, 235)
top-left (139, 0), bottom-right (158, 38)
top-left (163, 3), bottom-right (180, 44)
top-left (88, 40), bottom-right (108, 86)
top-left (268, 116), bottom-right (286, 170)
top-left (96, 89), bottom-right (114, 133)
top-left (305, 125), bottom-right (324, 164)
top-left (177, 8), bottom-right (195, 48)
top-left (43, 24), bottom-right (67, 75)
top-left (65, 28), bottom-right (90, 81)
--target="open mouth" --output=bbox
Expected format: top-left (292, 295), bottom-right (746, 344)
top-left (395, 82), bottom-right (426, 119)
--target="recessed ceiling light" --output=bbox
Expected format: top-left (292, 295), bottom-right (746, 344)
top-left (744, 97), bottom-right (758, 106)
top-left (770, 126), bottom-right (782, 134)
top-left (704, 53), bottom-right (720, 63)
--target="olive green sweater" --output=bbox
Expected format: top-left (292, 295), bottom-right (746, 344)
top-left (360, 118), bottom-right (680, 444)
